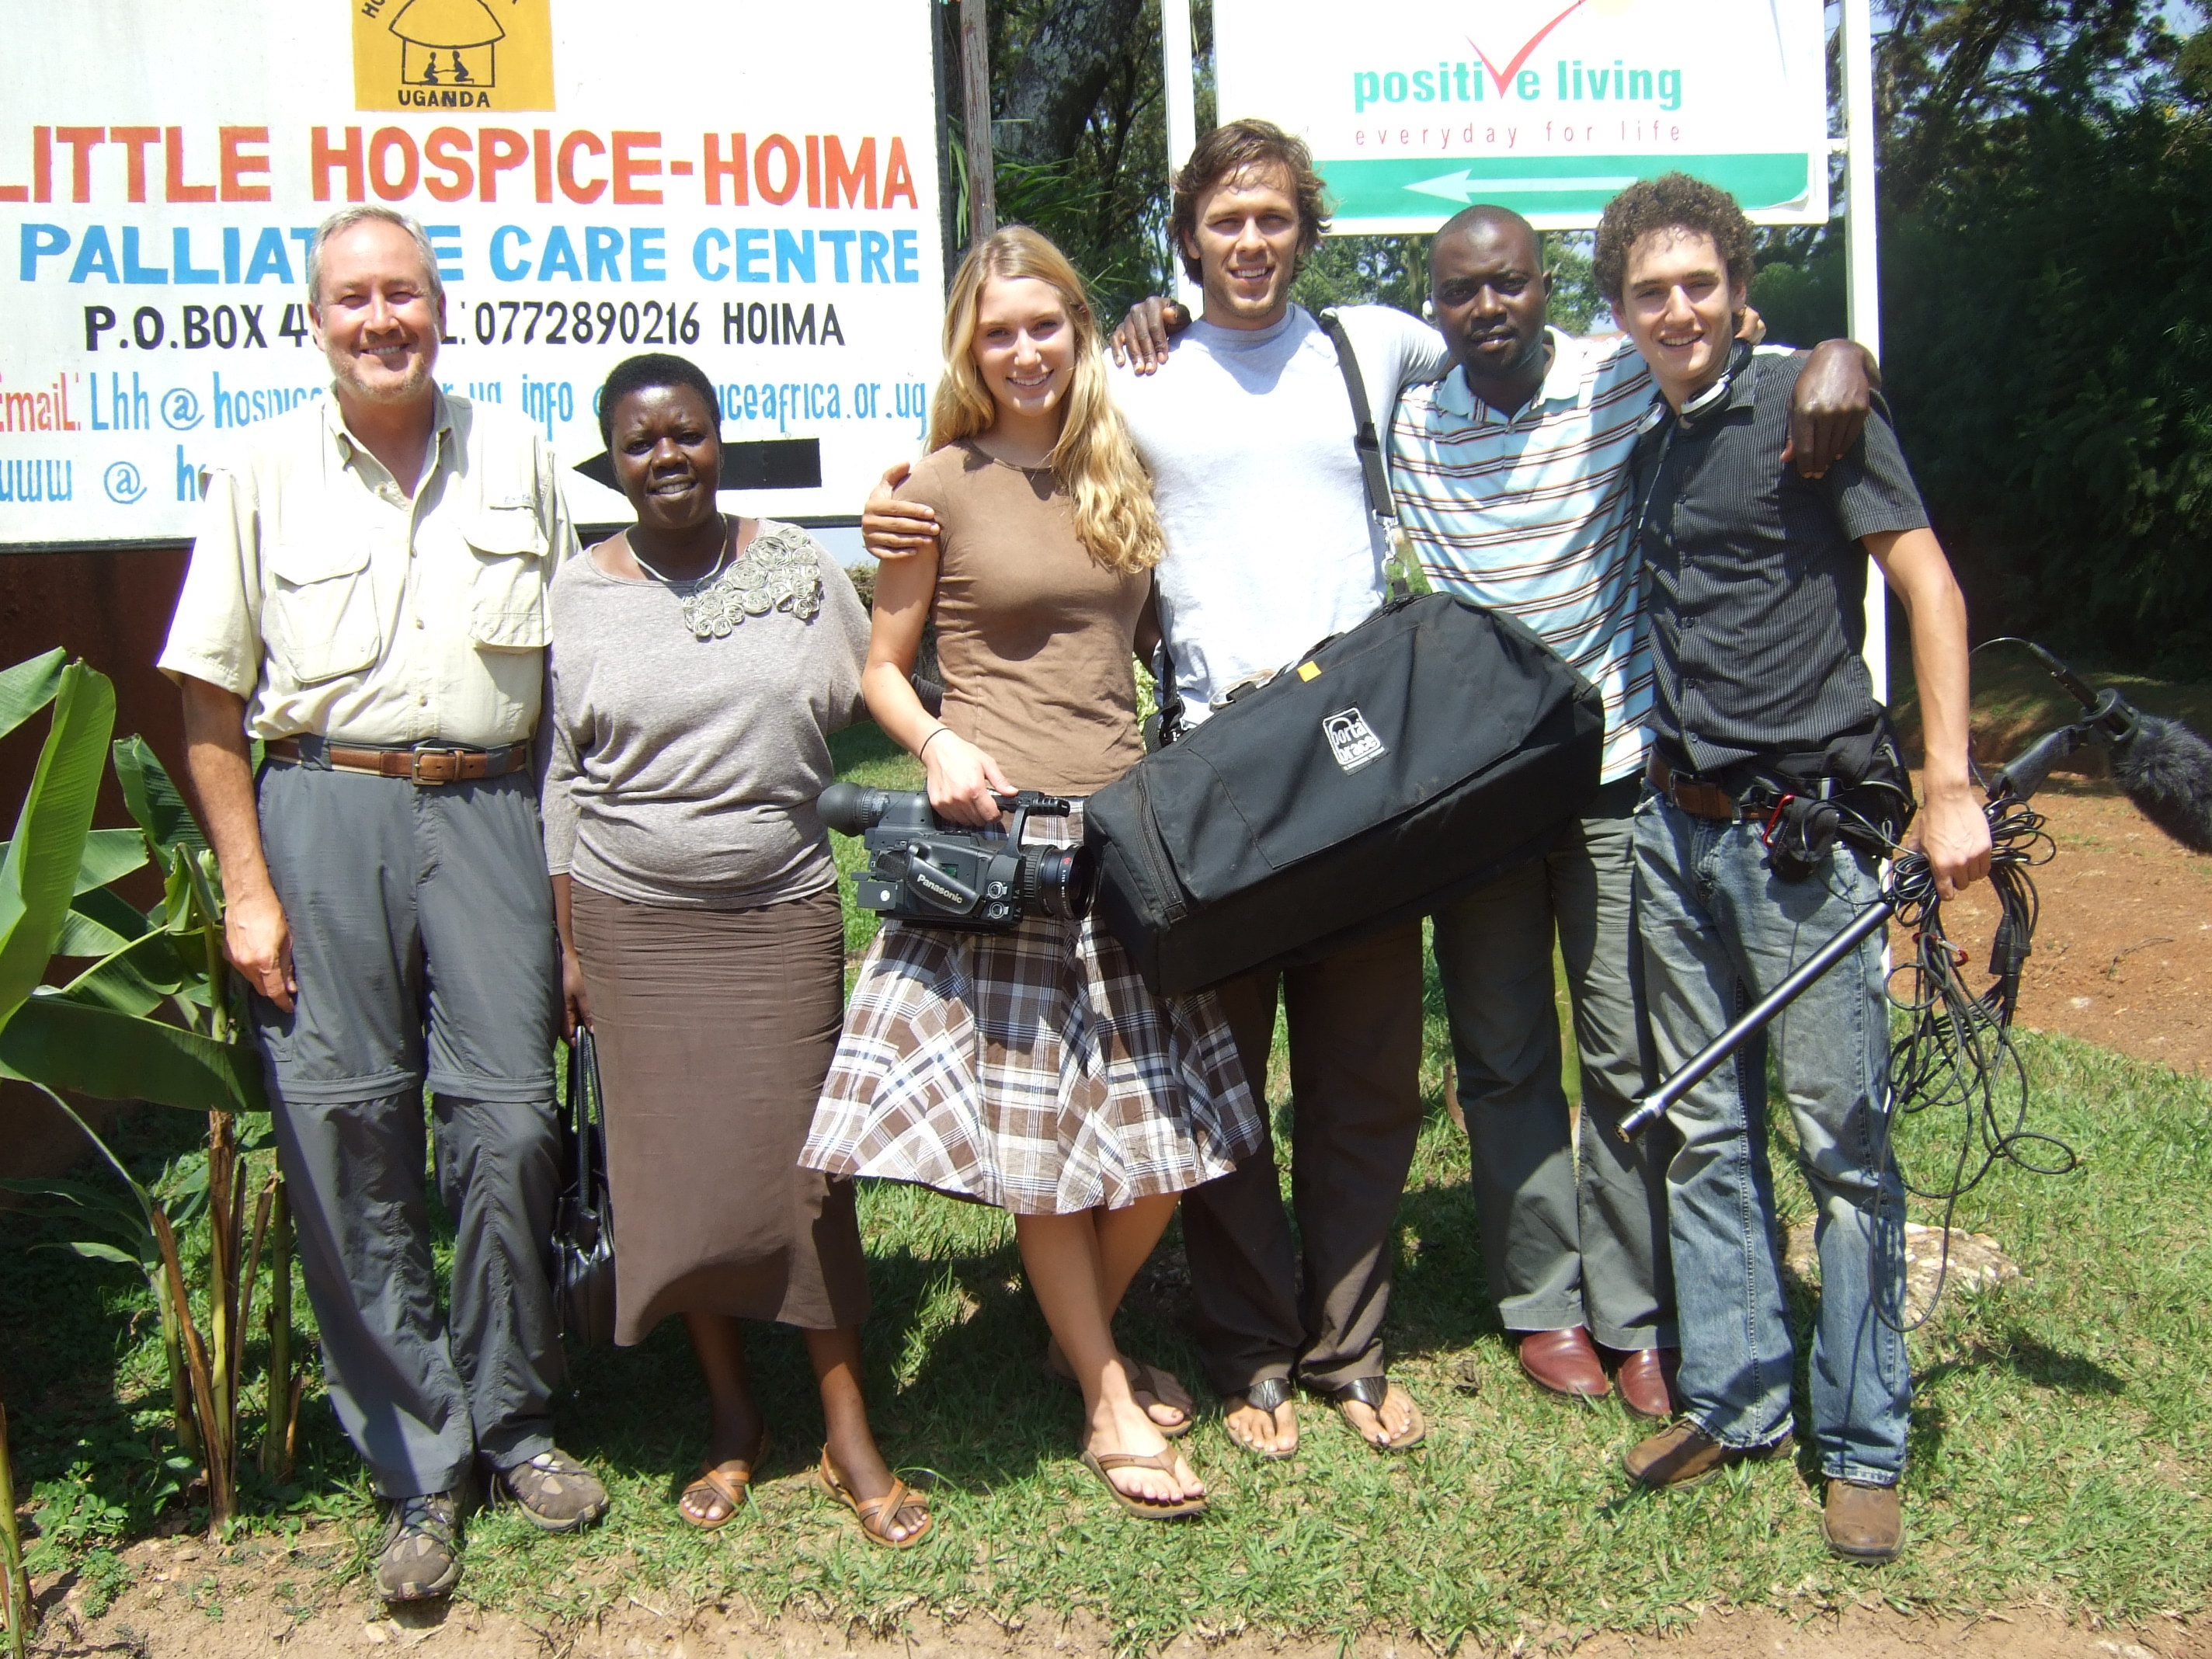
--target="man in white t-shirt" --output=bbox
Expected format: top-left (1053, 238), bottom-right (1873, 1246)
top-left (867, 120), bottom-right (1441, 1460)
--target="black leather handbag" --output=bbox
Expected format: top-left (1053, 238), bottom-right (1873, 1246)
top-left (552, 1028), bottom-right (617, 1348)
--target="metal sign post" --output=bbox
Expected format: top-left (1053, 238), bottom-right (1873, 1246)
top-left (1839, 0), bottom-right (1887, 701)
top-left (1160, 0), bottom-right (1203, 311)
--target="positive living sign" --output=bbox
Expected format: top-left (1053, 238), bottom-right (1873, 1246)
top-left (0, 0), bottom-right (946, 548)
top-left (1214, 0), bottom-right (1829, 233)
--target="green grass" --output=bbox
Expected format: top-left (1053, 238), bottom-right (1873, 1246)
top-left (4, 726), bottom-right (2210, 1650)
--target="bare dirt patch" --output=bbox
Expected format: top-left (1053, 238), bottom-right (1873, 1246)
top-left (1913, 778), bottom-right (2212, 1075)
top-left (19, 1525), bottom-right (2209, 1659)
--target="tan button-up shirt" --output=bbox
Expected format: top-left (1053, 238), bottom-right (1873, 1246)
top-left (158, 389), bottom-right (579, 747)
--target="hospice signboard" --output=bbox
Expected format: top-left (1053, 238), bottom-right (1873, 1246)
top-left (1214, 0), bottom-right (1829, 233)
top-left (0, 0), bottom-right (946, 548)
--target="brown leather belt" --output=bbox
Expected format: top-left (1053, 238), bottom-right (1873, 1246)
top-left (266, 737), bottom-right (530, 786)
top-left (1647, 755), bottom-right (1745, 822)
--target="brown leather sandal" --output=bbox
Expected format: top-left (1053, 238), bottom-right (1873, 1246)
top-left (1311, 1374), bottom-right (1427, 1452)
top-left (1078, 1447), bottom-right (1209, 1519)
top-left (1221, 1375), bottom-right (1298, 1461)
top-left (816, 1449), bottom-right (934, 1549)
top-left (1038, 1348), bottom-right (1195, 1438)
top-left (677, 1427), bottom-right (772, 1531)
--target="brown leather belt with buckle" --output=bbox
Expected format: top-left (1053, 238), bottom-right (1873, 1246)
top-left (1647, 755), bottom-right (1744, 822)
top-left (265, 738), bottom-right (530, 786)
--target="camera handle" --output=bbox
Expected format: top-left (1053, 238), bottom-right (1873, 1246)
top-left (993, 790), bottom-right (1076, 849)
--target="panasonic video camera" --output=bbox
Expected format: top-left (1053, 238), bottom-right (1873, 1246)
top-left (816, 783), bottom-right (1096, 932)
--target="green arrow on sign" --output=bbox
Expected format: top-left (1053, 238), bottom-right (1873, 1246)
top-left (1323, 153), bottom-right (1814, 222)
top-left (1404, 169), bottom-right (1643, 203)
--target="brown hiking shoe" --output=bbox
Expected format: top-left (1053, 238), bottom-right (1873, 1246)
top-left (376, 1491), bottom-right (463, 1602)
top-left (492, 1447), bottom-right (610, 1533)
top-left (1822, 1479), bottom-right (1904, 1562)
top-left (1623, 1421), bottom-right (1793, 1489)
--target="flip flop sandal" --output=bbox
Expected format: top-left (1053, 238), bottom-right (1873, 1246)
top-left (1038, 1350), bottom-right (1195, 1439)
top-left (1312, 1375), bottom-right (1427, 1452)
top-left (1221, 1375), bottom-right (1297, 1462)
top-left (677, 1427), bottom-right (772, 1532)
top-left (816, 1449), bottom-right (934, 1549)
top-left (1078, 1448), bottom-right (1209, 1520)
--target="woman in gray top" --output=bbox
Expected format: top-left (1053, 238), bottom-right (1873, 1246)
top-left (543, 353), bottom-right (928, 1547)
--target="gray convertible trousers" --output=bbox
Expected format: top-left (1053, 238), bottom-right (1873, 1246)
top-left (252, 756), bottom-right (563, 1500)
top-left (1429, 777), bottom-right (1675, 1351)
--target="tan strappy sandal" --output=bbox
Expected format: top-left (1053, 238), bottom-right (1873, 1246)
top-left (677, 1427), bottom-right (772, 1531)
top-left (816, 1449), bottom-right (934, 1549)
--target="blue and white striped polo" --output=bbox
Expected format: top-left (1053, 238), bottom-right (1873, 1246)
top-left (1389, 327), bottom-right (1656, 784)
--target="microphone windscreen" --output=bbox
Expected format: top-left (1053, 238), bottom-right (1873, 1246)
top-left (2110, 714), bottom-right (2212, 854)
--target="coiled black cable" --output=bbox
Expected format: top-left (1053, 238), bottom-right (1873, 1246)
top-left (1822, 788), bottom-right (2075, 1328)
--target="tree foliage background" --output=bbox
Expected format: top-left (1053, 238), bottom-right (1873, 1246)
top-left (967, 0), bottom-right (2211, 670)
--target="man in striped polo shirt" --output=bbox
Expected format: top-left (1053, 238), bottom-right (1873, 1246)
top-left (1391, 206), bottom-right (1873, 1417)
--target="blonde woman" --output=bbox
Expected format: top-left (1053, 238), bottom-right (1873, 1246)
top-left (802, 228), bottom-right (1260, 1519)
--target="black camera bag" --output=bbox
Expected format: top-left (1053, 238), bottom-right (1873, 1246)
top-left (1083, 593), bottom-right (1604, 995)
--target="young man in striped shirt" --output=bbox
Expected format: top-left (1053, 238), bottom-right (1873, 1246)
top-left (1389, 206), bottom-right (1874, 1417)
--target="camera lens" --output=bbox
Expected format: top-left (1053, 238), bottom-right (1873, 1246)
top-left (1028, 843), bottom-right (1097, 921)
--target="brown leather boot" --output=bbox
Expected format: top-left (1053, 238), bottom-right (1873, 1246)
top-left (1623, 1421), bottom-right (1793, 1489)
top-left (1518, 1327), bottom-right (1610, 1399)
top-left (1822, 1480), bottom-right (1904, 1562)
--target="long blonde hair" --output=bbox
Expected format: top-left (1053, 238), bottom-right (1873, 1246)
top-left (927, 227), bottom-right (1164, 575)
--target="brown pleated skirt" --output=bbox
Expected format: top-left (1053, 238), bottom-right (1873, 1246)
top-left (569, 882), bottom-right (870, 1344)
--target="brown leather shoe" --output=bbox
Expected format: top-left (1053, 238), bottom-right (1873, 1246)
top-left (1822, 1479), bottom-right (1904, 1562)
top-left (1518, 1327), bottom-right (1610, 1399)
top-left (1623, 1421), bottom-right (1793, 1489)
top-left (1612, 1348), bottom-right (1678, 1421)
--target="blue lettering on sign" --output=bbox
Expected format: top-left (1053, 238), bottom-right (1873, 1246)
top-left (0, 459), bottom-right (73, 503)
top-left (734, 228), bottom-right (770, 282)
top-left (71, 228), bottom-right (120, 284)
top-left (539, 226), bottom-right (585, 282)
top-left (212, 374), bottom-right (321, 429)
top-left (103, 461), bottom-right (148, 504)
top-left (491, 226), bottom-right (532, 281)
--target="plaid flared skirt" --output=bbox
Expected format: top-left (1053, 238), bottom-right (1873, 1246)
top-left (802, 847), bottom-right (1262, 1214)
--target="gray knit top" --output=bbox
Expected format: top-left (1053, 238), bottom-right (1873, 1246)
top-left (541, 520), bottom-right (870, 909)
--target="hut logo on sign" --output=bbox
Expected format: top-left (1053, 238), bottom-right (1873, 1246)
top-left (352, 0), bottom-right (556, 113)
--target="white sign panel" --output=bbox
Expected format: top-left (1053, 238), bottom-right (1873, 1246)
top-left (1216, 0), bottom-right (1829, 234)
top-left (0, 0), bottom-right (946, 548)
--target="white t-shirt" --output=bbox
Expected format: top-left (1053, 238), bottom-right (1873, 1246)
top-left (1111, 304), bottom-right (1448, 722)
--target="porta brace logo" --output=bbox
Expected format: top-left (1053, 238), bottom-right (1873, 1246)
top-left (1323, 707), bottom-right (1387, 774)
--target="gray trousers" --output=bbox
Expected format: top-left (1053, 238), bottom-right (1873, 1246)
top-left (1430, 777), bottom-right (1675, 1350)
top-left (253, 758), bottom-right (563, 1499)
top-left (1180, 920), bottom-right (1427, 1395)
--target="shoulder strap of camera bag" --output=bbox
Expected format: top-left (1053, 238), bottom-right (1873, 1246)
top-left (1318, 308), bottom-right (1414, 601)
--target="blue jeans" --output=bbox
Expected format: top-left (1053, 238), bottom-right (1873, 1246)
top-left (1633, 793), bottom-right (1909, 1485)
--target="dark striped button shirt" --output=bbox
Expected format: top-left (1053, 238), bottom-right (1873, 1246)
top-left (1630, 343), bottom-right (1928, 774)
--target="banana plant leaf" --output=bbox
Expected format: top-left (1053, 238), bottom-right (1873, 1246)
top-left (52, 887), bottom-right (194, 1017)
top-left (0, 665), bottom-right (117, 1026)
top-left (0, 649), bottom-right (64, 743)
top-left (0, 1177), bottom-right (161, 1267)
top-left (0, 830), bottom-right (152, 899)
top-left (113, 736), bottom-right (209, 859)
top-left (0, 991), bottom-right (266, 1113)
